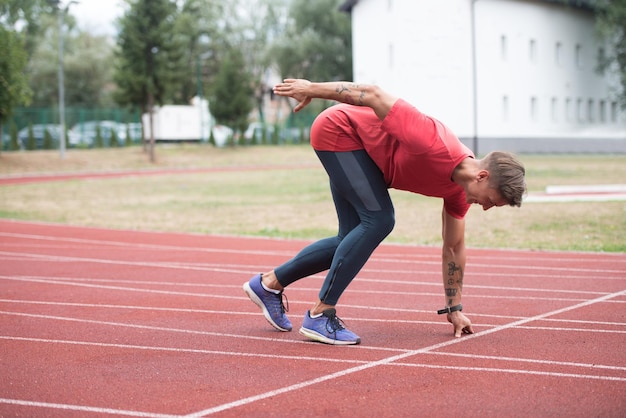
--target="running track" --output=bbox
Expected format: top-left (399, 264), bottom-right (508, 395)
top-left (1, 219), bottom-right (625, 417)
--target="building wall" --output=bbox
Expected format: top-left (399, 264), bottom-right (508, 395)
top-left (348, 0), bottom-right (626, 153)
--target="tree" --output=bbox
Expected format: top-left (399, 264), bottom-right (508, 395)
top-left (0, 26), bottom-right (32, 153)
top-left (26, 13), bottom-right (115, 107)
top-left (226, 0), bottom-right (291, 125)
top-left (267, 0), bottom-right (352, 120)
top-left (594, 0), bottom-right (626, 109)
top-left (114, 0), bottom-right (184, 162)
top-left (269, 0), bottom-right (352, 81)
top-left (172, 0), bottom-right (228, 105)
top-left (0, 0), bottom-right (56, 58)
top-left (210, 48), bottom-right (254, 137)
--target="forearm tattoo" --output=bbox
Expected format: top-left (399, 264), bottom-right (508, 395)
top-left (445, 261), bottom-right (464, 305)
top-left (335, 83), bottom-right (365, 106)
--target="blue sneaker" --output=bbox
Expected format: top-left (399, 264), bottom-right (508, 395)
top-left (243, 274), bottom-right (292, 332)
top-left (300, 308), bottom-right (361, 345)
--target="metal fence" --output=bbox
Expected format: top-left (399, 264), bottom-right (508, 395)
top-left (2, 107), bottom-right (142, 150)
top-left (2, 106), bottom-right (318, 150)
top-left (9, 107), bottom-right (141, 131)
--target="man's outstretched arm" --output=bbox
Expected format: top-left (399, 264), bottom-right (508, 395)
top-left (273, 78), bottom-right (398, 120)
top-left (441, 208), bottom-right (474, 338)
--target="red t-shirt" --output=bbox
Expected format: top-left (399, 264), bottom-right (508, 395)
top-left (310, 99), bottom-right (473, 219)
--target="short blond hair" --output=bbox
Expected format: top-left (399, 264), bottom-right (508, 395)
top-left (482, 151), bottom-right (526, 207)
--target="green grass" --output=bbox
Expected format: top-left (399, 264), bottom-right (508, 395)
top-left (0, 145), bottom-right (624, 252)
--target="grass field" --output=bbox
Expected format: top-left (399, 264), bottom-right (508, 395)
top-left (0, 145), bottom-right (624, 252)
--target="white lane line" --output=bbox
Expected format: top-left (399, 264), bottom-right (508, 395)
top-left (389, 362), bottom-right (626, 381)
top-left (3, 296), bottom-right (624, 329)
top-left (185, 288), bottom-right (626, 416)
top-left (514, 325), bottom-right (626, 334)
top-left (2, 335), bottom-right (624, 386)
top-left (0, 275), bottom-right (244, 300)
top-left (1, 273), bottom-right (618, 296)
top-left (12, 328), bottom-right (619, 375)
top-left (3, 275), bottom-right (623, 308)
top-left (1, 299), bottom-right (624, 336)
top-left (2, 310), bottom-right (625, 372)
top-left (0, 310), bottom-right (327, 347)
top-left (2, 249), bottom-right (623, 276)
top-left (2, 292), bottom-right (625, 417)
top-left (426, 351), bottom-right (626, 371)
top-left (0, 398), bottom-right (179, 418)
top-left (0, 232), bottom-right (295, 257)
top-left (0, 335), bottom-right (368, 365)
top-left (1, 249), bottom-right (625, 279)
top-left (2, 231), bottom-right (625, 266)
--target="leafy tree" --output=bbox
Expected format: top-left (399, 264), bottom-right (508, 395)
top-left (114, 0), bottom-right (184, 162)
top-left (269, 0), bottom-right (352, 81)
top-left (0, 0), bottom-right (56, 58)
top-left (267, 0), bottom-right (351, 121)
top-left (125, 125), bottom-right (132, 147)
top-left (26, 13), bottom-right (115, 107)
top-left (173, 0), bottom-right (228, 104)
top-left (109, 129), bottom-right (118, 148)
top-left (594, 0), bottom-right (626, 109)
top-left (43, 127), bottom-right (54, 149)
top-left (93, 124), bottom-right (103, 148)
top-left (0, 26), bottom-right (32, 152)
top-left (227, 0), bottom-right (291, 124)
top-left (210, 48), bottom-right (254, 136)
top-left (25, 123), bottom-right (36, 150)
top-left (8, 121), bottom-right (19, 150)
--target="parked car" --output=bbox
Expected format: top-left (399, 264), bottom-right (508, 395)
top-left (68, 121), bottom-right (127, 147)
top-left (244, 122), bottom-right (275, 144)
top-left (17, 124), bottom-right (63, 149)
top-left (125, 123), bottom-right (143, 143)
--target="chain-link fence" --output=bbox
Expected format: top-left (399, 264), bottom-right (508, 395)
top-left (2, 107), bottom-right (142, 151)
top-left (2, 106), bottom-right (318, 151)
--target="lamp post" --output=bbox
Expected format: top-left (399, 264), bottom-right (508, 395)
top-left (196, 50), bottom-right (212, 142)
top-left (470, 0), bottom-right (479, 155)
top-left (56, 0), bottom-right (78, 159)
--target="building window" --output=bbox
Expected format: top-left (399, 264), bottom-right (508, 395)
top-left (587, 99), bottom-right (594, 123)
top-left (530, 96), bottom-right (538, 121)
top-left (500, 35), bottom-right (507, 61)
top-left (565, 97), bottom-right (572, 122)
top-left (575, 43), bottom-right (583, 68)
top-left (599, 100), bottom-right (606, 123)
top-left (577, 98), bottom-right (584, 122)
top-left (611, 102), bottom-right (618, 123)
top-left (551, 97), bottom-right (558, 122)
top-left (555, 41), bottom-right (562, 66)
top-left (529, 39), bottom-right (537, 63)
top-left (388, 43), bottom-right (394, 69)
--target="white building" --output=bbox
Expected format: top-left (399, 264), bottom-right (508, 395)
top-left (340, 0), bottom-right (626, 153)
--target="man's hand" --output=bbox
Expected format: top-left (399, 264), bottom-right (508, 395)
top-left (447, 311), bottom-right (474, 338)
top-left (273, 79), bottom-right (313, 113)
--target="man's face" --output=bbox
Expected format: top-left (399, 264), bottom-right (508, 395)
top-left (465, 173), bottom-right (507, 211)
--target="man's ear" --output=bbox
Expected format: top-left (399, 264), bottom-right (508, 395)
top-left (477, 170), bottom-right (490, 182)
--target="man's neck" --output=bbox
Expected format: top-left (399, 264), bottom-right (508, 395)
top-left (451, 157), bottom-right (479, 186)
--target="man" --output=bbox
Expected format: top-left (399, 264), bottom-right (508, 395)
top-left (243, 78), bottom-right (526, 345)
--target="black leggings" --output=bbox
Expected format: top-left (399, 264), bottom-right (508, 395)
top-left (274, 150), bottom-right (395, 305)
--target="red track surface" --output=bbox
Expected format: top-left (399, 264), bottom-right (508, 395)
top-left (1, 219), bottom-right (625, 417)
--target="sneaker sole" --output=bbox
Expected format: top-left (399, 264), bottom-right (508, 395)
top-left (243, 282), bottom-right (291, 332)
top-left (299, 327), bottom-right (361, 345)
